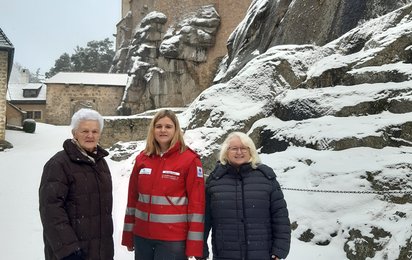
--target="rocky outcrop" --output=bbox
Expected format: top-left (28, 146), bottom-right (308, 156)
top-left (159, 6), bottom-right (220, 61)
top-left (184, 4), bottom-right (412, 162)
top-left (104, 2), bottom-right (412, 257)
top-left (0, 140), bottom-right (13, 151)
top-left (111, 6), bottom-right (220, 115)
top-left (216, 0), bottom-right (412, 83)
top-left (180, 4), bottom-right (412, 258)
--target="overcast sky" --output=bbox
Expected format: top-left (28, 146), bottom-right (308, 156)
top-left (0, 0), bottom-right (121, 75)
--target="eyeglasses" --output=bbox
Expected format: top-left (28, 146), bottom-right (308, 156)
top-left (228, 147), bottom-right (249, 153)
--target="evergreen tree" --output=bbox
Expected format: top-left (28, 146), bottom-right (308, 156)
top-left (46, 53), bottom-right (72, 78)
top-left (46, 38), bottom-right (115, 78)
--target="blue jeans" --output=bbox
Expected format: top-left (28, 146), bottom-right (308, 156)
top-left (133, 235), bottom-right (186, 260)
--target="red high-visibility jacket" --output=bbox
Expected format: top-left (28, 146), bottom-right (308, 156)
top-left (122, 142), bottom-right (205, 257)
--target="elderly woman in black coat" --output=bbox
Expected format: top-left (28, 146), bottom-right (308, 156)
top-left (203, 132), bottom-right (291, 260)
top-left (39, 108), bottom-right (114, 260)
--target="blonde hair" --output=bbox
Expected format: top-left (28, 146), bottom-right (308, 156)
top-left (219, 131), bottom-right (261, 169)
top-left (143, 109), bottom-right (186, 156)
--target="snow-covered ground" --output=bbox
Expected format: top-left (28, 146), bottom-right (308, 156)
top-left (1, 122), bottom-right (411, 259)
top-left (3, 2), bottom-right (412, 259)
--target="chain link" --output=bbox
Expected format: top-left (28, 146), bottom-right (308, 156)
top-left (281, 187), bottom-right (412, 195)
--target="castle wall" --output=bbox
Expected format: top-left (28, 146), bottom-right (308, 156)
top-left (100, 116), bottom-right (151, 148)
top-left (45, 84), bottom-right (125, 125)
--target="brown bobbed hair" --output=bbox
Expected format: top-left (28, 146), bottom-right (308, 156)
top-left (143, 109), bottom-right (187, 156)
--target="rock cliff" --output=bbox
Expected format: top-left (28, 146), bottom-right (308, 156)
top-left (216, 0), bottom-right (412, 82)
top-left (111, 5), bottom-right (220, 115)
top-left (106, 1), bottom-right (412, 257)
top-left (180, 2), bottom-right (412, 258)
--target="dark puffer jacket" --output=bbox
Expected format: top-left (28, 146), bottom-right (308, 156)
top-left (204, 162), bottom-right (290, 260)
top-left (39, 139), bottom-right (114, 260)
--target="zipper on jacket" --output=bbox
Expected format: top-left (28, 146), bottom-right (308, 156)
top-left (240, 172), bottom-right (248, 260)
top-left (235, 171), bottom-right (248, 260)
top-left (92, 164), bottom-right (102, 259)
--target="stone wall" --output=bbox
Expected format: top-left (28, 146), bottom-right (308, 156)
top-left (100, 108), bottom-right (186, 148)
top-left (0, 51), bottom-right (7, 141)
top-left (10, 103), bottom-right (46, 123)
top-left (100, 116), bottom-right (152, 148)
top-left (45, 84), bottom-right (125, 125)
top-left (5, 103), bottom-right (25, 126)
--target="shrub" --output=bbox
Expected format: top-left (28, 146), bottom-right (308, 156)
top-left (23, 119), bottom-right (36, 133)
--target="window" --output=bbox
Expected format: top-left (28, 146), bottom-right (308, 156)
top-left (23, 89), bottom-right (38, 98)
top-left (26, 111), bottom-right (42, 120)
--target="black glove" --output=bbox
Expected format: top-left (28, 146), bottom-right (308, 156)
top-left (62, 250), bottom-right (83, 260)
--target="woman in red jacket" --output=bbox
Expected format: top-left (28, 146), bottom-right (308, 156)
top-left (122, 109), bottom-right (205, 260)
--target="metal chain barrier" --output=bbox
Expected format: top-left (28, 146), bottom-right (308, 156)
top-left (280, 187), bottom-right (412, 195)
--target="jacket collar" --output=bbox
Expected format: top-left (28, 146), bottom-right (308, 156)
top-left (63, 138), bottom-right (108, 163)
top-left (159, 141), bottom-right (182, 157)
top-left (211, 162), bottom-right (276, 180)
top-left (211, 162), bottom-right (254, 179)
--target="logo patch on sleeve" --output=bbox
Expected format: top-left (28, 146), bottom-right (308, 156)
top-left (197, 166), bottom-right (203, 178)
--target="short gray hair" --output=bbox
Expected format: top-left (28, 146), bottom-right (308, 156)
top-left (219, 131), bottom-right (261, 168)
top-left (70, 108), bottom-right (104, 132)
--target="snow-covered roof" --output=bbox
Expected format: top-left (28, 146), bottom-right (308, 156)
top-left (0, 28), bottom-right (14, 82)
top-left (45, 72), bottom-right (129, 86)
top-left (0, 28), bottom-right (13, 49)
top-left (6, 83), bottom-right (46, 102)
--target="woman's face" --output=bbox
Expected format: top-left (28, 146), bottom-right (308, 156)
top-left (226, 136), bottom-right (251, 167)
top-left (73, 120), bottom-right (101, 152)
top-left (154, 116), bottom-right (176, 152)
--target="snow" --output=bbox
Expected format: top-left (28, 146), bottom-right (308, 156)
top-left (7, 83), bottom-right (47, 101)
top-left (141, 11), bottom-right (167, 26)
top-left (45, 72), bottom-right (129, 87)
top-left (159, 35), bottom-right (181, 54)
top-left (2, 116), bottom-right (411, 259)
top-left (253, 112), bottom-right (412, 145)
top-left (2, 2), bottom-right (412, 259)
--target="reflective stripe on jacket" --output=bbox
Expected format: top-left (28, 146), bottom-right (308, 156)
top-left (122, 142), bottom-right (205, 257)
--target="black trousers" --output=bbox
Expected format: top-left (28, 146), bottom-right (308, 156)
top-left (133, 235), bottom-right (187, 260)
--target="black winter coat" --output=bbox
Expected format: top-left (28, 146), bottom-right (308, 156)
top-left (204, 162), bottom-right (290, 260)
top-left (39, 139), bottom-right (114, 260)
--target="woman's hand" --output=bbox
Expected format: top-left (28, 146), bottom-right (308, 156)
top-left (272, 255), bottom-right (279, 260)
top-left (127, 246), bottom-right (134, 252)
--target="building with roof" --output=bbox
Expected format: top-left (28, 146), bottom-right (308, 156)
top-left (0, 28), bottom-right (14, 149)
top-left (44, 72), bottom-right (128, 125)
top-left (6, 65), bottom-right (46, 126)
top-left (7, 82), bottom-right (47, 123)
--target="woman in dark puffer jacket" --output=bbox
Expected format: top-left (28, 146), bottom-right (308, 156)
top-left (203, 132), bottom-right (291, 260)
top-left (39, 108), bottom-right (114, 260)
